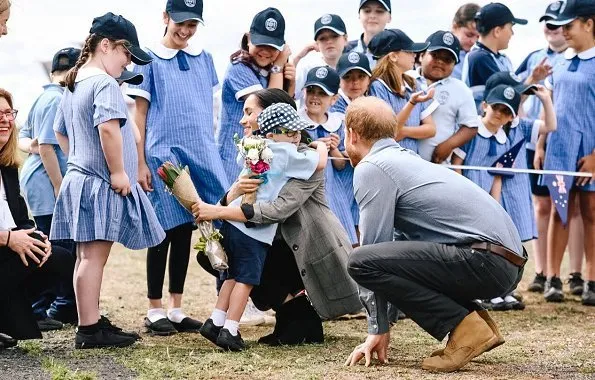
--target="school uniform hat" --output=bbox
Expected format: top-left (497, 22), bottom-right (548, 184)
top-left (547, 0), bottom-right (595, 26)
top-left (539, 1), bottom-right (564, 22)
top-left (314, 14), bottom-right (347, 39)
top-left (89, 12), bottom-right (152, 65)
top-left (425, 31), bottom-right (461, 63)
top-left (359, 0), bottom-right (391, 13)
top-left (51, 47), bottom-right (81, 73)
top-left (166, 0), bottom-right (204, 24)
top-left (303, 66), bottom-right (340, 95)
top-left (475, 3), bottom-right (528, 33)
top-left (117, 70), bottom-right (143, 85)
top-left (336, 51), bottom-right (372, 77)
top-left (257, 103), bottom-right (311, 135)
top-left (485, 84), bottom-right (521, 117)
top-left (250, 7), bottom-right (286, 51)
top-left (484, 71), bottom-right (537, 100)
top-left (368, 29), bottom-right (429, 58)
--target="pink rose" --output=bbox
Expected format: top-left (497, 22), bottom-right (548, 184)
top-left (250, 160), bottom-right (270, 174)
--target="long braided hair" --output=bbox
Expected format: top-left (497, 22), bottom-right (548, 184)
top-left (63, 34), bottom-right (102, 92)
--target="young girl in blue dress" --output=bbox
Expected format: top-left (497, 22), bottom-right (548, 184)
top-left (50, 12), bottom-right (166, 348)
top-left (366, 29), bottom-right (437, 154)
top-left (542, 1), bottom-right (595, 306)
top-left (126, 0), bottom-right (227, 336)
top-left (298, 66), bottom-right (358, 244)
top-left (217, 7), bottom-right (295, 184)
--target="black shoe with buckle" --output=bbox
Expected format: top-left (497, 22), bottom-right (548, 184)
top-left (37, 317), bottom-right (64, 332)
top-left (144, 317), bottom-right (177, 336)
top-left (99, 316), bottom-right (141, 341)
top-left (0, 333), bottom-right (17, 349)
top-left (216, 328), bottom-right (246, 351)
top-left (528, 272), bottom-right (546, 292)
top-left (199, 318), bottom-right (222, 345)
top-left (75, 325), bottom-right (136, 349)
top-left (169, 317), bottom-right (202, 333)
top-left (582, 281), bottom-right (595, 306)
top-left (567, 272), bottom-right (585, 296)
top-left (544, 276), bottom-right (564, 302)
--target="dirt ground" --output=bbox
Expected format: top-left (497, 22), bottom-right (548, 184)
top-left (1, 239), bottom-right (594, 380)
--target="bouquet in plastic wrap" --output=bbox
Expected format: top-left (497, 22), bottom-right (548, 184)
top-left (157, 162), bottom-right (228, 271)
top-left (234, 134), bottom-right (274, 204)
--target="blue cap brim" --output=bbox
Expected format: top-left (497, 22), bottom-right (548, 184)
top-left (303, 82), bottom-right (335, 96)
top-left (117, 70), bottom-right (143, 85)
top-left (403, 42), bottom-right (430, 53)
top-left (314, 26), bottom-right (346, 40)
top-left (250, 33), bottom-right (285, 51)
top-left (338, 66), bottom-right (372, 78)
top-left (546, 16), bottom-right (576, 26)
top-left (426, 46), bottom-right (459, 63)
top-left (169, 11), bottom-right (204, 24)
top-left (487, 100), bottom-right (518, 117)
top-left (512, 17), bottom-right (528, 25)
top-left (126, 45), bottom-right (152, 65)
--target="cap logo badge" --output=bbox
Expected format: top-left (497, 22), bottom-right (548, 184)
top-left (184, 0), bottom-right (196, 7)
top-left (348, 52), bottom-right (360, 63)
top-left (321, 14), bottom-right (333, 25)
top-left (504, 87), bottom-right (515, 100)
top-left (559, 1), bottom-right (567, 14)
top-left (509, 72), bottom-right (521, 83)
top-left (265, 18), bottom-right (278, 32)
top-left (442, 33), bottom-right (454, 46)
top-left (316, 67), bottom-right (328, 79)
top-left (550, 1), bottom-right (561, 12)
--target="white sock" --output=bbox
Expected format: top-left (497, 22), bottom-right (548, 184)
top-left (223, 319), bottom-right (240, 336)
top-left (210, 309), bottom-right (227, 327)
top-left (147, 308), bottom-right (167, 323)
top-left (490, 297), bottom-right (505, 304)
top-left (167, 308), bottom-right (187, 323)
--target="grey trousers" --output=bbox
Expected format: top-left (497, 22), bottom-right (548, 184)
top-left (348, 241), bottom-right (523, 341)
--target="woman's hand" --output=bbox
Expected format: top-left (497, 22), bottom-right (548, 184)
top-left (138, 161), bottom-right (153, 192)
top-left (110, 171), bottom-right (131, 196)
top-left (8, 228), bottom-right (51, 267)
top-left (192, 199), bottom-right (220, 222)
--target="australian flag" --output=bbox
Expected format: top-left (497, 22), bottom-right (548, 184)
top-left (488, 139), bottom-right (525, 177)
top-left (544, 174), bottom-right (572, 225)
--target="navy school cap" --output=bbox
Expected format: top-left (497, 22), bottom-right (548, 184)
top-left (51, 47), bottom-right (80, 73)
top-left (314, 14), bottom-right (347, 40)
top-left (303, 66), bottom-right (340, 95)
top-left (166, 0), bottom-right (203, 24)
top-left (250, 7), bottom-right (285, 51)
top-left (485, 84), bottom-right (521, 117)
top-left (425, 31), bottom-right (461, 63)
top-left (368, 29), bottom-right (429, 58)
top-left (257, 103), bottom-right (312, 135)
top-left (547, 0), bottom-right (595, 26)
top-left (337, 51), bottom-right (372, 78)
top-left (540, 1), bottom-right (564, 22)
top-left (484, 71), bottom-right (537, 101)
top-left (89, 12), bottom-right (152, 65)
top-left (475, 3), bottom-right (528, 33)
top-left (359, 0), bottom-right (391, 13)
top-left (117, 70), bottom-right (143, 85)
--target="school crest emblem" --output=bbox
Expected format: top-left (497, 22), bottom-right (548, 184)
top-left (437, 90), bottom-right (449, 105)
top-left (503, 87), bottom-right (515, 100)
top-left (265, 18), bottom-right (278, 32)
top-left (559, 1), bottom-right (567, 14)
top-left (316, 67), bottom-right (328, 78)
top-left (184, 0), bottom-right (196, 7)
top-left (321, 14), bottom-right (333, 25)
top-left (442, 32), bottom-right (455, 46)
top-left (550, 1), bottom-right (561, 12)
top-left (348, 52), bottom-right (360, 64)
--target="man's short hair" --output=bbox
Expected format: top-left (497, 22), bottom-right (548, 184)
top-left (345, 97), bottom-right (397, 141)
top-left (452, 3), bottom-right (480, 27)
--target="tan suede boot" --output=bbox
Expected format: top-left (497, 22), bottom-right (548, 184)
top-left (421, 311), bottom-right (498, 372)
top-left (430, 309), bottom-right (505, 357)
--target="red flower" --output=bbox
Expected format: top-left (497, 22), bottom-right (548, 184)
top-left (157, 167), bottom-right (167, 181)
top-left (250, 160), bottom-right (270, 174)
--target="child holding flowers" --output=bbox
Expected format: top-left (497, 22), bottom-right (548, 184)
top-left (194, 103), bottom-right (327, 351)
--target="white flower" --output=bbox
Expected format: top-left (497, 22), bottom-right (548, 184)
top-left (261, 147), bottom-right (274, 163)
top-left (247, 148), bottom-right (260, 163)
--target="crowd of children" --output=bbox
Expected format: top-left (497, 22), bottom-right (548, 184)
top-left (0, 0), bottom-right (594, 352)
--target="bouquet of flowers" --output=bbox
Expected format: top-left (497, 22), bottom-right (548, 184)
top-left (157, 162), bottom-right (228, 271)
top-left (234, 134), bottom-right (274, 204)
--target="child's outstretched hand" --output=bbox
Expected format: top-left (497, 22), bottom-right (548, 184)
top-left (410, 88), bottom-right (435, 105)
top-left (111, 171), bottom-right (131, 196)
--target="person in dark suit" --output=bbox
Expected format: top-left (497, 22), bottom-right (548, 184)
top-left (0, 88), bottom-right (74, 348)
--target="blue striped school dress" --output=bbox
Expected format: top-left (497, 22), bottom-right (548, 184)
top-left (368, 78), bottom-right (437, 153)
top-left (454, 116), bottom-right (539, 241)
top-left (299, 110), bottom-right (358, 244)
top-left (217, 61), bottom-right (269, 184)
top-left (329, 89), bottom-right (350, 114)
top-left (126, 43), bottom-right (229, 231)
top-left (50, 68), bottom-right (165, 249)
top-left (544, 47), bottom-right (595, 192)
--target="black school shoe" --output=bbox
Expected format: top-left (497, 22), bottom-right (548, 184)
top-left (144, 317), bottom-right (177, 336)
top-left (568, 272), bottom-right (585, 296)
top-left (75, 326), bottom-right (136, 349)
top-left (544, 276), bottom-right (564, 302)
top-left (258, 296), bottom-right (323, 346)
top-left (100, 316), bottom-right (141, 341)
top-left (37, 317), bottom-right (64, 331)
top-left (199, 318), bottom-right (222, 345)
top-left (582, 281), bottom-right (595, 306)
top-left (216, 328), bottom-right (246, 351)
top-left (169, 317), bottom-right (203, 333)
top-left (0, 333), bottom-right (17, 349)
top-left (527, 272), bottom-right (546, 292)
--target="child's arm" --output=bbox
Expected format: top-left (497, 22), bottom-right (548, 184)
top-left (432, 126), bottom-right (477, 163)
top-left (133, 97), bottom-right (153, 192)
top-left (268, 45), bottom-right (292, 90)
top-left (292, 42), bottom-right (317, 68)
top-left (395, 89), bottom-right (435, 138)
top-left (535, 86), bottom-right (556, 134)
top-left (329, 133), bottom-right (346, 170)
top-left (533, 134), bottom-right (546, 170)
top-left (284, 61), bottom-right (296, 100)
top-left (308, 140), bottom-right (329, 171)
top-left (55, 132), bottom-right (69, 156)
top-left (398, 114), bottom-right (436, 140)
top-left (577, 149), bottom-right (595, 186)
top-left (98, 120), bottom-right (130, 196)
top-left (39, 144), bottom-right (63, 197)
top-left (451, 152), bottom-right (464, 175)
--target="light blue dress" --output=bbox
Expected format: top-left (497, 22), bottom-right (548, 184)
top-left (217, 62), bottom-right (269, 184)
top-left (127, 44), bottom-right (229, 231)
top-left (299, 110), bottom-right (358, 244)
top-left (50, 68), bottom-right (165, 249)
top-left (19, 84), bottom-right (68, 217)
top-left (544, 47), bottom-right (595, 192)
top-left (454, 116), bottom-right (539, 242)
top-left (368, 78), bottom-right (437, 153)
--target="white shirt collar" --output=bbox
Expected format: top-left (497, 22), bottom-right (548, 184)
top-left (75, 67), bottom-right (110, 83)
top-left (564, 46), bottom-right (595, 60)
top-left (338, 88), bottom-right (351, 105)
top-left (477, 116), bottom-right (507, 144)
top-left (148, 42), bottom-right (204, 59)
top-left (298, 109), bottom-right (343, 133)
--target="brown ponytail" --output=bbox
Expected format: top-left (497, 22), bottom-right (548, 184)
top-left (63, 34), bottom-right (102, 92)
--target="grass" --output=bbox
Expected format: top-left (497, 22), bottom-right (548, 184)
top-left (8, 238), bottom-right (595, 379)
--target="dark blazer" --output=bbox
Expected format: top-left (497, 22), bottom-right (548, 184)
top-left (1, 165), bottom-right (35, 230)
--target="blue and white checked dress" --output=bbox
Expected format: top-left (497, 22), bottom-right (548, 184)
top-left (454, 117), bottom-right (539, 242)
top-left (299, 110), bottom-right (358, 244)
top-left (50, 68), bottom-right (165, 249)
top-left (329, 89), bottom-right (350, 114)
top-left (368, 78), bottom-right (438, 153)
top-left (544, 47), bottom-right (595, 192)
top-left (217, 62), bottom-right (269, 184)
top-left (126, 43), bottom-right (229, 231)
